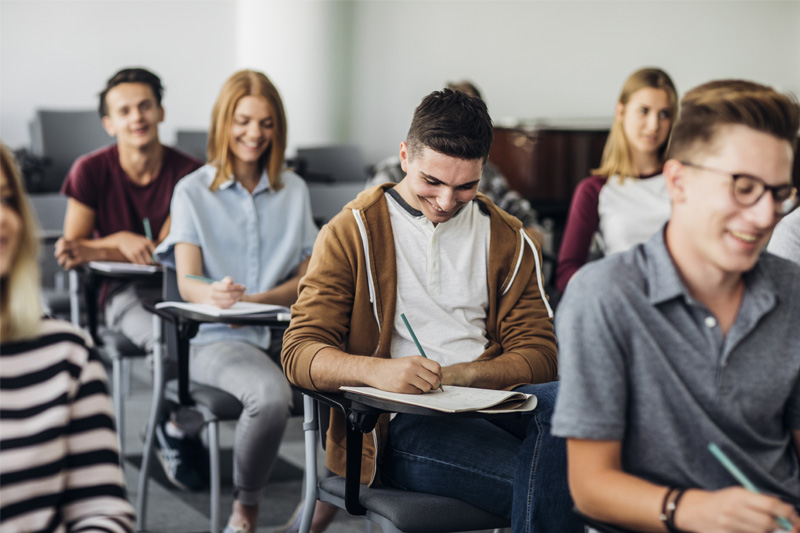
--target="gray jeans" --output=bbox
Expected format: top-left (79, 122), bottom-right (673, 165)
top-left (104, 282), bottom-right (160, 352)
top-left (190, 339), bottom-right (291, 506)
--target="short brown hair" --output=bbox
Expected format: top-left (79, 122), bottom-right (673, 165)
top-left (406, 88), bottom-right (493, 163)
top-left (99, 67), bottom-right (163, 117)
top-left (668, 79), bottom-right (800, 165)
top-left (207, 70), bottom-right (288, 192)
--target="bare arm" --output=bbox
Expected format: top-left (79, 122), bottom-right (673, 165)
top-left (158, 215), bottom-right (172, 243)
top-left (568, 438), bottom-right (800, 532)
top-left (242, 256), bottom-right (312, 308)
top-left (55, 198), bottom-right (154, 267)
top-left (310, 347), bottom-right (442, 394)
top-left (443, 352), bottom-right (535, 388)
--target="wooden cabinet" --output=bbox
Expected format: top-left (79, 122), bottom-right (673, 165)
top-left (488, 123), bottom-right (610, 216)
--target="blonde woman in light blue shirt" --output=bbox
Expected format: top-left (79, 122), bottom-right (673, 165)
top-left (156, 70), bottom-right (318, 533)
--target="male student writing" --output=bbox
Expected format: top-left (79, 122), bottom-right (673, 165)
top-left (553, 79), bottom-right (800, 532)
top-left (282, 88), bottom-right (581, 531)
top-left (55, 67), bottom-right (204, 491)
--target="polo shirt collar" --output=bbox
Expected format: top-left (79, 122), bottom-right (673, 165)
top-left (644, 225), bottom-right (687, 305)
top-left (645, 224), bottom-right (779, 311)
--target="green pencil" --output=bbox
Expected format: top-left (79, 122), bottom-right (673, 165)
top-left (143, 217), bottom-right (157, 263)
top-left (708, 443), bottom-right (792, 531)
top-left (143, 217), bottom-right (153, 241)
top-left (400, 313), bottom-right (444, 392)
top-left (185, 274), bottom-right (217, 284)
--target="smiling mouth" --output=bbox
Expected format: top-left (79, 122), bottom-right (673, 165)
top-left (240, 140), bottom-right (263, 150)
top-left (729, 230), bottom-right (760, 243)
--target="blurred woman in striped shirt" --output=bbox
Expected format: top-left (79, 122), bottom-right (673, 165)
top-left (0, 143), bottom-right (134, 532)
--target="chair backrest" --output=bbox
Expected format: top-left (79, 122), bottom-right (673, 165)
top-left (30, 109), bottom-right (110, 193)
top-left (295, 145), bottom-right (369, 183)
top-left (175, 130), bottom-right (209, 162)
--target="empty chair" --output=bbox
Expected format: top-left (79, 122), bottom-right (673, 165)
top-left (29, 109), bottom-right (111, 193)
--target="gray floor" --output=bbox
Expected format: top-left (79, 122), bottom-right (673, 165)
top-left (118, 358), bottom-right (370, 533)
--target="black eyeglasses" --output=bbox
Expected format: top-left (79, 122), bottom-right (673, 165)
top-left (680, 161), bottom-right (799, 216)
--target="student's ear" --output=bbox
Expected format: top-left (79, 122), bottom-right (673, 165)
top-left (615, 102), bottom-right (625, 122)
top-left (399, 142), bottom-right (409, 174)
top-left (157, 106), bottom-right (165, 124)
top-left (101, 115), bottom-right (116, 138)
top-left (663, 159), bottom-right (688, 203)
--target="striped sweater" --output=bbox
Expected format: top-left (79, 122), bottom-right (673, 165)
top-left (0, 319), bottom-right (134, 532)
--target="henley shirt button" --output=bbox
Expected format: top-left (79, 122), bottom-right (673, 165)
top-left (704, 316), bottom-right (717, 328)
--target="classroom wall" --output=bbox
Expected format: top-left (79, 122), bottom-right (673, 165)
top-left (0, 0), bottom-right (237, 150)
top-left (348, 0), bottom-right (800, 163)
top-left (2, 0), bottom-right (798, 166)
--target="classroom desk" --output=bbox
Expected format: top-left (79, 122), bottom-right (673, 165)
top-left (299, 387), bottom-right (521, 516)
top-left (143, 302), bottom-right (289, 407)
top-left (77, 263), bottom-right (162, 342)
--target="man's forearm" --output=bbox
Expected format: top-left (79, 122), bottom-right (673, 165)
top-left (310, 347), bottom-right (382, 392)
top-left (443, 351), bottom-right (535, 389)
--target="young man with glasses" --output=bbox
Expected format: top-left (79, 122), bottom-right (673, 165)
top-left (553, 79), bottom-right (800, 532)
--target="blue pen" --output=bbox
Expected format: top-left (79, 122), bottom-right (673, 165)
top-left (708, 443), bottom-right (793, 531)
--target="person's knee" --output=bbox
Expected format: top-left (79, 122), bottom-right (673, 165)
top-left (243, 378), bottom-right (292, 419)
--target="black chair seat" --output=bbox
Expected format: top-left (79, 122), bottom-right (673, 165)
top-left (97, 329), bottom-right (146, 360)
top-left (165, 380), bottom-right (243, 420)
top-left (319, 476), bottom-right (509, 533)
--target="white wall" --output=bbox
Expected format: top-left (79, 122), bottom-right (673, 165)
top-left (0, 0), bottom-right (237, 149)
top-left (2, 0), bottom-right (798, 164)
top-left (236, 0), bottom-right (355, 152)
top-left (349, 0), bottom-right (800, 164)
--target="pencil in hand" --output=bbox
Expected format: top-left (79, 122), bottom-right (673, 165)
top-left (400, 313), bottom-right (444, 392)
top-left (185, 274), bottom-right (218, 284)
top-left (708, 442), bottom-right (793, 531)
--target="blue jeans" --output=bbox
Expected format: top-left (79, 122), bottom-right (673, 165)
top-left (381, 381), bottom-right (582, 533)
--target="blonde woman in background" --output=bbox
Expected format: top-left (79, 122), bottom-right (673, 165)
top-left (555, 67), bottom-right (678, 293)
top-left (0, 144), bottom-right (134, 531)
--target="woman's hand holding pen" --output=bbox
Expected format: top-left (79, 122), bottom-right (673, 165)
top-left (209, 276), bottom-right (246, 309)
top-left (369, 356), bottom-right (443, 394)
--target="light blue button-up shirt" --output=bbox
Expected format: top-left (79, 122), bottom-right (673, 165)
top-left (155, 164), bottom-right (318, 347)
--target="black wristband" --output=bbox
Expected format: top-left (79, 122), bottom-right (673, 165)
top-left (665, 488), bottom-right (688, 532)
top-left (660, 487), bottom-right (678, 527)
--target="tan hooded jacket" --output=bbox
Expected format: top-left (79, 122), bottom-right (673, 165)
top-left (282, 184), bottom-right (557, 485)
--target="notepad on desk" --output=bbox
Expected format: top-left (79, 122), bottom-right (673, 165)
top-left (88, 261), bottom-right (161, 274)
top-left (155, 301), bottom-right (291, 321)
top-left (340, 385), bottom-right (537, 414)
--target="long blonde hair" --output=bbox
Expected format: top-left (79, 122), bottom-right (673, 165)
top-left (207, 70), bottom-right (287, 192)
top-left (0, 144), bottom-right (42, 342)
top-left (593, 67), bottom-right (678, 181)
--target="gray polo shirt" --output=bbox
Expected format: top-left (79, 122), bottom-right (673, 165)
top-left (552, 227), bottom-right (800, 501)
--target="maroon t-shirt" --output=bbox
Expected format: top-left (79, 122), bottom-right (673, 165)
top-left (61, 144), bottom-right (202, 238)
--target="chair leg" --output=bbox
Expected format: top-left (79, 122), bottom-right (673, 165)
top-left (68, 269), bottom-right (81, 326)
top-left (135, 315), bottom-right (164, 532)
top-left (112, 357), bottom-right (125, 469)
top-left (122, 357), bottom-right (132, 398)
top-left (208, 419), bottom-right (221, 533)
top-left (299, 394), bottom-right (319, 533)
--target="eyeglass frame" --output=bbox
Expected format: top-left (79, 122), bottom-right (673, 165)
top-left (679, 160), bottom-right (799, 216)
